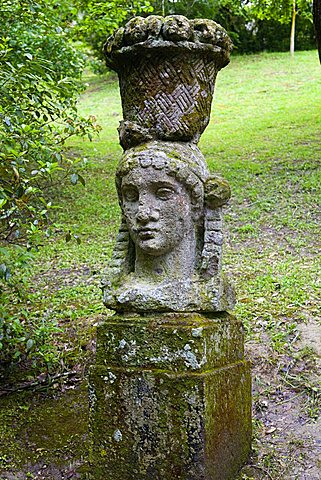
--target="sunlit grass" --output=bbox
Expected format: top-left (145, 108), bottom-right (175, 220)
top-left (1, 48), bottom-right (321, 480)
top-left (4, 50), bottom-right (321, 370)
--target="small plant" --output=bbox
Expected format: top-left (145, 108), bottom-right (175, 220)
top-left (0, 246), bottom-right (61, 370)
top-left (304, 383), bottom-right (321, 420)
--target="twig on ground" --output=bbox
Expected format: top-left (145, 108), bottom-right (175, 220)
top-left (275, 391), bottom-right (305, 405)
top-left (248, 464), bottom-right (274, 480)
top-left (0, 370), bottom-right (80, 397)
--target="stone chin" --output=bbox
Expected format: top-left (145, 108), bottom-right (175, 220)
top-left (133, 237), bottom-right (171, 256)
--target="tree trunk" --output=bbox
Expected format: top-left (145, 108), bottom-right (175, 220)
top-left (313, 0), bottom-right (321, 62)
top-left (290, 0), bottom-right (296, 56)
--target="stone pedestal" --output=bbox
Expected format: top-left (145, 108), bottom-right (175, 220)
top-left (89, 312), bottom-right (251, 480)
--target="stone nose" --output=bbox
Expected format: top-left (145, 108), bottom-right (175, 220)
top-left (136, 204), bottom-right (159, 223)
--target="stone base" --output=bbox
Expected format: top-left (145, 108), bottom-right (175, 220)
top-left (88, 313), bottom-right (251, 480)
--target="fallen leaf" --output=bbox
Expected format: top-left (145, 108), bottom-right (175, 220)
top-left (266, 427), bottom-right (276, 434)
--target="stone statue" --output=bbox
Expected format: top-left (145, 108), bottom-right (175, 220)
top-left (90, 16), bottom-right (251, 480)
top-left (102, 15), bottom-right (235, 312)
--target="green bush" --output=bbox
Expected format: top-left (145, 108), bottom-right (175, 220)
top-left (0, 0), bottom-right (100, 368)
top-left (73, 0), bottom-right (153, 61)
top-left (0, 246), bottom-right (61, 370)
top-left (0, 0), bottom-right (100, 245)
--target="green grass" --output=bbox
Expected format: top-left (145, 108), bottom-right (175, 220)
top-left (1, 49), bottom-right (321, 477)
top-left (2, 50), bottom-right (321, 371)
top-left (74, 51), bottom-right (320, 341)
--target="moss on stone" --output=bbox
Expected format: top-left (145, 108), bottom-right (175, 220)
top-left (0, 382), bottom-right (89, 478)
top-left (205, 176), bottom-right (231, 208)
top-left (89, 312), bottom-right (251, 479)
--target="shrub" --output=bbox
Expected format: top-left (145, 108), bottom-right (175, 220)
top-left (0, 0), bottom-right (100, 368)
top-left (0, 0), bottom-right (100, 245)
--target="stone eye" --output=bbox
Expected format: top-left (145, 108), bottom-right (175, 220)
top-left (156, 187), bottom-right (175, 200)
top-left (123, 187), bottom-right (138, 202)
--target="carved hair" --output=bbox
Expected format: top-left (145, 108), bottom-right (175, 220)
top-left (103, 140), bottom-right (230, 285)
top-left (116, 141), bottom-right (207, 214)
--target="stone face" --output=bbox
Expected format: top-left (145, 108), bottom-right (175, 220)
top-left (89, 313), bottom-right (252, 480)
top-left (102, 141), bottom-right (235, 313)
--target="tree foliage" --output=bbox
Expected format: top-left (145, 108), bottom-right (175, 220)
top-left (74, 0), bottom-right (153, 61)
top-left (151, 0), bottom-right (242, 19)
top-left (149, 0), bottom-right (315, 53)
top-left (249, 0), bottom-right (313, 54)
top-left (250, 0), bottom-right (312, 23)
top-left (0, 0), bottom-right (100, 367)
top-left (0, 0), bottom-right (100, 245)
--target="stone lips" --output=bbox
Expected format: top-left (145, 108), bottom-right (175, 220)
top-left (104, 16), bottom-right (233, 149)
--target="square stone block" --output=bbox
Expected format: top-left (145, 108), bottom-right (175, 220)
top-left (96, 312), bottom-right (244, 372)
top-left (89, 313), bottom-right (251, 480)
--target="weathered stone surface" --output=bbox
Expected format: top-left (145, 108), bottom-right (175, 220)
top-left (95, 312), bottom-right (244, 372)
top-left (102, 141), bottom-right (234, 313)
top-left (92, 16), bottom-right (251, 480)
top-left (89, 313), bottom-right (251, 480)
top-left (104, 16), bottom-right (232, 149)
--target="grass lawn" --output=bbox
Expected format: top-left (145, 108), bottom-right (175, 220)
top-left (0, 50), bottom-right (320, 479)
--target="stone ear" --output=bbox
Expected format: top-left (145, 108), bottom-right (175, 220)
top-left (204, 176), bottom-right (231, 208)
top-left (200, 175), bottom-right (231, 279)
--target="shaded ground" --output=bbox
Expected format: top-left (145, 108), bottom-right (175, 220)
top-left (0, 380), bottom-right (90, 479)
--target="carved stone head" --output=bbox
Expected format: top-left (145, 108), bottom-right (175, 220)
top-left (102, 16), bottom-right (234, 312)
top-left (103, 141), bottom-right (233, 312)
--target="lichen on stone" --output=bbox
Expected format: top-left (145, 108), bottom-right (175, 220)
top-left (104, 15), bottom-right (233, 68)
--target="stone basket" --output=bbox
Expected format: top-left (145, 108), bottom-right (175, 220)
top-left (104, 16), bottom-right (233, 149)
